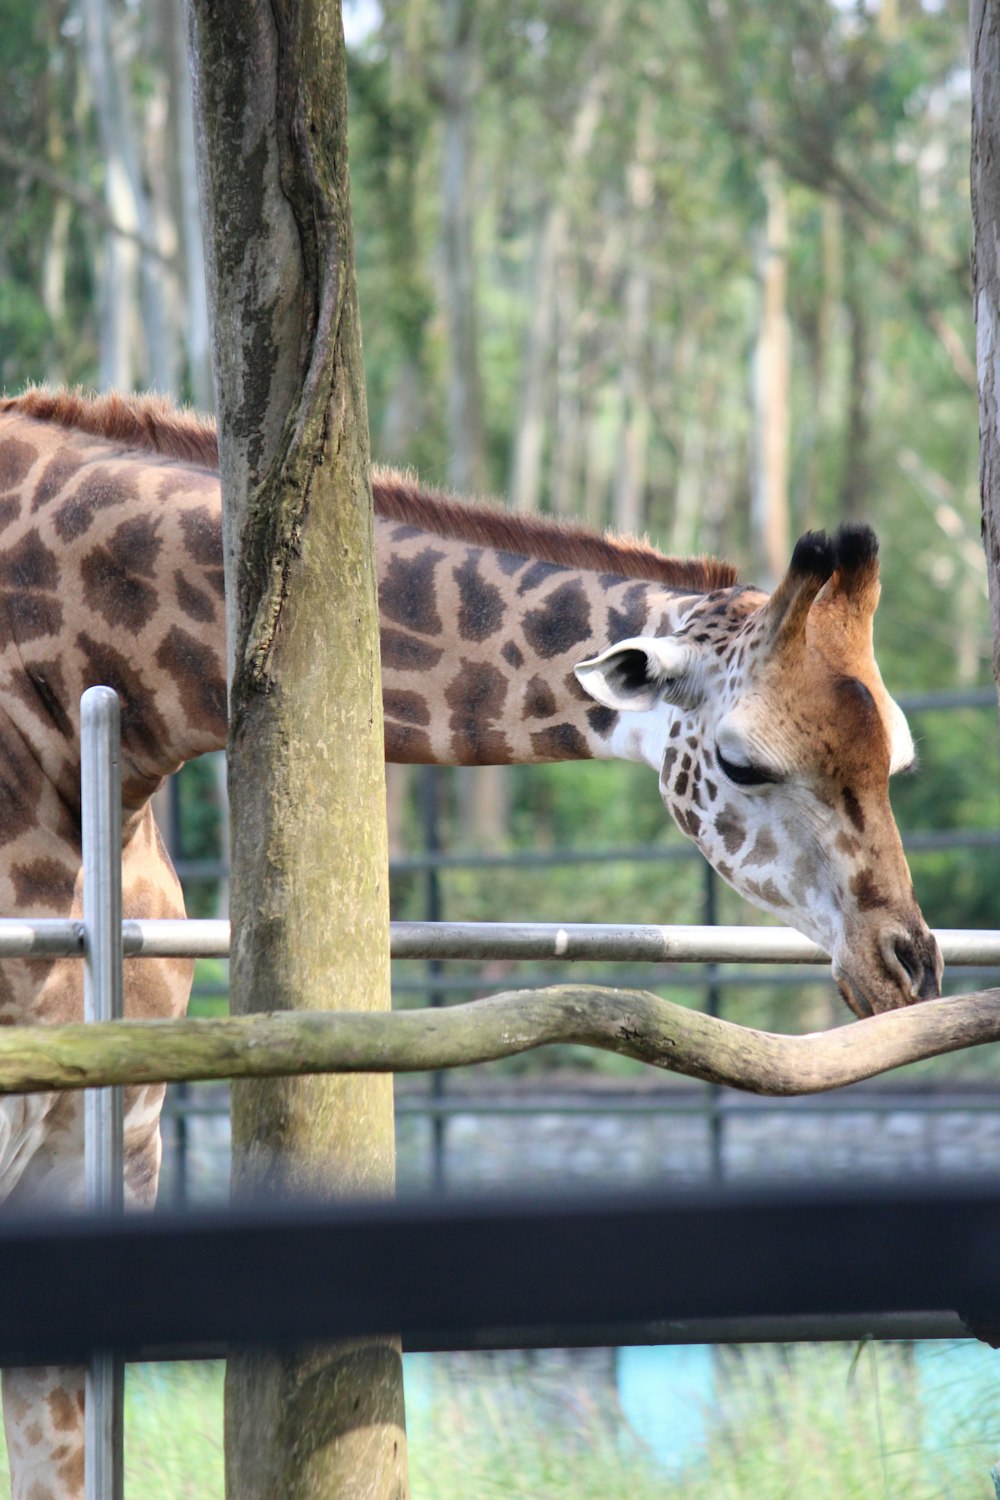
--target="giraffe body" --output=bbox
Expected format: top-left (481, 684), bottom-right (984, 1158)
top-left (0, 388), bottom-right (940, 1497)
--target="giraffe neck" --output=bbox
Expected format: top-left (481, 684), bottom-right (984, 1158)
top-left (376, 509), bottom-right (702, 768)
top-left (0, 393), bottom-right (738, 803)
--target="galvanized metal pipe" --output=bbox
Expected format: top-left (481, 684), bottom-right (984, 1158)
top-left (81, 687), bottom-right (124, 1500)
top-left (0, 919), bottom-right (998, 966)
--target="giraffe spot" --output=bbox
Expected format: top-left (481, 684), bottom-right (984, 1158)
top-left (0, 528), bottom-right (58, 591)
top-left (524, 674), bottom-right (557, 719)
top-left (445, 661), bottom-right (510, 762)
top-left (531, 723), bottom-right (590, 760)
top-left (57, 1448), bottom-right (85, 1494)
top-left (586, 704), bottom-right (618, 737)
top-left (0, 438), bottom-right (36, 492)
top-left (155, 626), bottom-right (227, 737)
top-left (497, 550), bottom-right (527, 576)
top-left (0, 590), bottom-right (63, 642)
top-left (175, 569), bottom-right (217, 623)
top-left (78, 633), bottom-right (169, 766)
top-left (836, 830), bottom-right (861, 857)
top-left (23, 1422), bottom-right (43, 1447)
top-left (522, 579), bottom-right (592, 660)
top-left (704, 778), bottom-right (718, 802)
top-left (11, 858), bottom-right (77, 910)
top-left (714, 807), bottom-right (747, 855)
top-left (0, 732), bottom-right (45, 848)
top-left (669, 721), bottom-right (682, 738)
top-left (178, 504), bottom-right (223, 565)
top-left (4, 565), bottom-right (65, 661)
top-left (501, 640), bottom-right (524, 669)
top-left (47, 1386), bottom-right (79, 1432)
top-left (676, 806), bottom-right (702, 838)
top-left (843, 787), bottom-right (866, 833)
top-left (850, 868), bottom-right (890, 911)
top-left (81, 516), bottom-right (163, 632)
top-left (0, 498), bottom-right (19, 533)
top-left (390, 524), bottom-right (423, 542)
top-left (380, 627), bottom-right (443, 672)
top-left (454, 550), bottom-right (504, 641)
top-left (12, 660), bottom-right (72, 738)
top-left (674, 771), bottom-right (689, 797)
top-left (745, 829), bottom-right (779, 868)
top-left (383, 722), bottom-right (434, 762)
top-left (32, 450), bottom-right (84, 511)
top-left (745, 877), bottom-right (789, 909)
top-left (681, 753), bottom-right (692, 771)
top-left (606, 582), bottom-right (650, 640)
top-left (204, 568), bottom-right (226, 598)
top-left (794, 852), bottom-right (820, 893)
top-left (661, 747), bottom-right (678, 776)
top-left (54, 464), bottom-right (137, 540)
top-left (383, 689), bottom-right (430, 726)
top-left (516, 559), bottom-right (566, 595)
top-left (562, 669), bottom-right (592, 704)
top-left (380, 548), bottom-right (444, 634)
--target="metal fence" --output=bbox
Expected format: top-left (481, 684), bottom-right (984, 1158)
top-left (161, 686), bottom-right (1000, 1199)
top-left (6, 685), bottom-right (1000, 1498)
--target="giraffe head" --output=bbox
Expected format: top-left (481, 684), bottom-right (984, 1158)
top-left (576, 524), bottom-right (942, 1017)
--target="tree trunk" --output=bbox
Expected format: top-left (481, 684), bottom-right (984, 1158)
top-left (839, 223), bottom-right (871, 523)
top-left (82, 0), bottom-right (172, 391)
top-left (187, 1), bottom-right (408, 1496)
top-left (612, 89), bottom-right (655, 538)
top-left (971, 0), bottom-right (1000, 698)
top-left (750, 160), bottom-right (791, 584)
top-left (440, 0), bottom-right (486, 497)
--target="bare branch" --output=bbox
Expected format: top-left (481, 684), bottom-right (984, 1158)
top-left (0, 137), bottom-right (180, 271)
top-left (3, 983), bottom-right (999, 1095)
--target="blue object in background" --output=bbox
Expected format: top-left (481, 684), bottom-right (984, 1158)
top-left (616, 1344), bottom-right (715, 1471)
top-left (914, 1340), bottom-right (1000, 1452)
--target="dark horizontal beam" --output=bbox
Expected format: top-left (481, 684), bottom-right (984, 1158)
top-left (0, 1183), bottom-right (995, 1364)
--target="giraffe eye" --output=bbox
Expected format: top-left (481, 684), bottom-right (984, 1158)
top-left (716, 745), bottom-right (778, 788)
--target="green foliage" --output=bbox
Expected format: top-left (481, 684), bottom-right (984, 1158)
top-left (8, 1345), bottom-right (987, 1500)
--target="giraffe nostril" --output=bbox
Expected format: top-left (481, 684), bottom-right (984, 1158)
top-left (888, 932), bottom-right (941, 1002)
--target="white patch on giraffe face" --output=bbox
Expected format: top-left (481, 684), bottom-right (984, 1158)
top-left (886, 696), bottom-right (916, 775)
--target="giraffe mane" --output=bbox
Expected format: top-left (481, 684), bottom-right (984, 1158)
top-left (0, 388), bottom-right (739, 590)
top-left (0, 386), bottom-right (220, 468)
top-left (372, 467), bottom-right (740, 590)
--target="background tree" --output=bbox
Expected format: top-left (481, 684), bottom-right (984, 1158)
top-left (186, 2), bottom-right (408, 1497)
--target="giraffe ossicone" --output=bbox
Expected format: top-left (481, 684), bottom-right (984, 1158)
top-left (0, 386), bottom-right (941, 1497)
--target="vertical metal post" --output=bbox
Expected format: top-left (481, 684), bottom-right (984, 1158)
top-left (703, 862), bottom-right (724, 1182)
top-left (166, 774), bottom-right (189, 1208)
top-left (81, 687), bottom-right (124, 1500)
top-left (421, 766), bottom-right (448, 1191)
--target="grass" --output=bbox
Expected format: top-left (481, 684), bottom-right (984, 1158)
top-left (0, 1342), bottom-right (996, 1497)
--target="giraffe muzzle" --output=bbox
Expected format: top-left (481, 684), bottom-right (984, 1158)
top-left (836, 922), bottom-right (942, 1018)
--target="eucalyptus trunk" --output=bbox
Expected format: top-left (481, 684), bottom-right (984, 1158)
top-left (187, 1), bottom-right (408, 1496)
top-left (971, 0), bottom-right (1000, 699)
top-left (750, 160), bottom-right (791, 585)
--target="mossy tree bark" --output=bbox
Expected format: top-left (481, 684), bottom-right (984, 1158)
top-left (186, 2), bottom-right (408, 1496)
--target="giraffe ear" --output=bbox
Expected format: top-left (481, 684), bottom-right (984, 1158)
top-left (574, 637), bottom-right (699, 712)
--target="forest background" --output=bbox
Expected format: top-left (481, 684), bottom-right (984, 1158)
top-left (0, 0), bottom-right (995, 1038)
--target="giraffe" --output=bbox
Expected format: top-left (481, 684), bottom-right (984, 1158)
top-left (0, 385), bottom-right (940, 1497)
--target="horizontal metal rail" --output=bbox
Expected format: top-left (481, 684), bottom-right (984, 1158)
top-left (0, 1182), bottom-right (994, 1362)
top-left (2, 919), bottom-right (1000, 965)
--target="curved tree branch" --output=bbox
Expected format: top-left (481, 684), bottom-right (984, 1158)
top-left (3, 984), bottom-right (999, 1095)
top-left (0, 138), bottom-right (181, 271)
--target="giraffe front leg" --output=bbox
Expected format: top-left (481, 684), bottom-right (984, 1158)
top-left (3, 1366), bottom-right (85, 1500)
